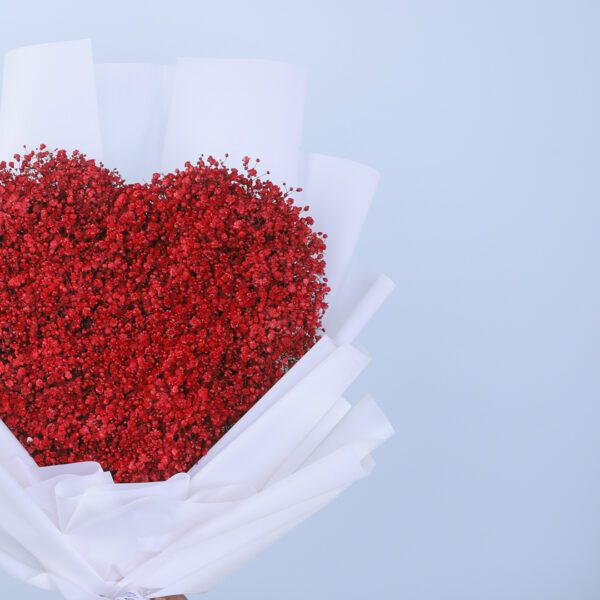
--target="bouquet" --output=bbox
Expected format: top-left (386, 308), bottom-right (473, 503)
top-left (0, 39), bottom-right (394, 600)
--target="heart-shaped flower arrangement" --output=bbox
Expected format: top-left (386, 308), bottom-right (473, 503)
top-left (0, 147), bottom-right (328, 482)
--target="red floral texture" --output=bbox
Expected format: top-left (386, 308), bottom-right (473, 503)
top-left (0, 147), bottom-right (328, 482)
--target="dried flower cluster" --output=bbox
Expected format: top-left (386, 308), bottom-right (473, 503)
top-left (0, 148), bottom-right (328, 482)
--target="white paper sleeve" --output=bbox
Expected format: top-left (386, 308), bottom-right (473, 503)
top-left (0, 40), bottom-right (102, 161)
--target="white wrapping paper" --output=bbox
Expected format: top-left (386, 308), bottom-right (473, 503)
top-left (0, 40), bottom-right (394, 600)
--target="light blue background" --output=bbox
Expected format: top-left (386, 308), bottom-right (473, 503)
top-left (1, 1), bottom-right (599, 598)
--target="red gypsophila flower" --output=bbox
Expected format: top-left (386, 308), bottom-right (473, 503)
top-left (0, 147), bottom-right (329, 482)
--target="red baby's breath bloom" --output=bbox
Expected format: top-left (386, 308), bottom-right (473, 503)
top-left (0, 148), bottom-right (328, 482)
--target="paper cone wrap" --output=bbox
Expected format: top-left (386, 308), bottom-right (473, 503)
top-left (0, 40), bottom-right (394, 600)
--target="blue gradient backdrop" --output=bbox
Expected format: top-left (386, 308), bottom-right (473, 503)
top-left (0, 1), bottom-right (599, 599)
